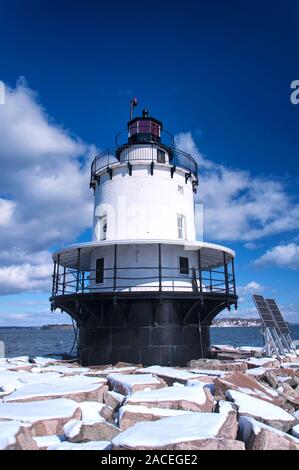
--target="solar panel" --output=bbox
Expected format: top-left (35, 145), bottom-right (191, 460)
top-left (252, 295), bottom-right (276, 328)
top-left (266, 299), bottom-right (290, 335)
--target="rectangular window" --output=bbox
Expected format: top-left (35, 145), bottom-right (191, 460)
top-left (177, 214), bottom-right (186, 239)
top-left (100, 215), bottom-right (107, 241)
top-left (179, 256), bottom-right (189, 275)
top-left (157, 149), bottom-right (165, 163)
top-left (96, 258), bottom-right (104, 284)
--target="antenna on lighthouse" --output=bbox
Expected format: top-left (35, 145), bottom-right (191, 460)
top-left (130, 97), bottom-right (138, 120)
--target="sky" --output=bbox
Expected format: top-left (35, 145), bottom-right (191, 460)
top-left (0, 0), bottom-right (298, 325)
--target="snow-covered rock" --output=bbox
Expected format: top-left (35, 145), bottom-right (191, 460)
top-left (292, 424), bottom-right (299, 438)
top-left (239, 416), bottom-right (299, 450)
top-left (112, 413), bottom-right (245, 450)
top-left (0, 398), bottom-right (81, 436)
top-left (125, 384), bottom-right (214, 412)
top-left (118, 404), bottom-right (193, 430)
top-left (78, 401), bottom-right (114, 422)
top-left (227, 389), bottom-right (296, 432)
top-left (107, 373), bottom-right (166, 395)
top-left (0, 420), bottom-right (37, 450)
top-left (63, 418), bottom-right (119, 443)
top-left (49, 440), bottom-right (112, 450)
top-left (278, 382), bottom-right (299, 409)
top-left (247, 357), bottom-right (279, 369)
top-left (136, 366), bottom-right (207, 386)
top-left (3, 376), bottom-right (108, 403)
top-left (104, 390), bottom-right (125, 410)
top-left (214, 371), bottom-right (283, 406)
top-left (33, 434), bottom-right (64, 450)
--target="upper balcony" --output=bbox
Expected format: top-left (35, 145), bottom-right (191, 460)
top-left (90, 145), bottom-right (198, 191)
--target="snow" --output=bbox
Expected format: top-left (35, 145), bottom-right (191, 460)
top-left (7, 356), bottom-right (29, 364)
top-left (48, 440), bottom-right (112, 450)
top-left (245, 367), bottom-right (267, 376)
top-left (188, 369), bottom-right (225, 377)
top-left (0, 398), bottom-right (79, 422)
top-left (33, 435), bottom-right (63, 449)
top-left (247, 357), bottom-right (277, 366)
top-left (32, 357), bottom-right (58, 367)
top-left (112, 413), bottom-right (227, 448)
top-left (218, 400), bottom-right (235, 415)
top-left (239, 346), bottom-right (263, 353)
top-left (3, 376), bottom-right (105, 402)
top-left (136, 366), bottom-right (203, 381)
top-left (78, 401), bottom-right (107, 423)
top-left (239, 416), bottom-right (299, 443)
top-left (227, 389), bottom-right (296, 422)
top-left (0, 420), bottom-right (29, 449)
top-left (292, 424), bottom-right (299, 439)
top-left (102, 366), bottom-right (137, 374)
top-left (119, 404), bottom-right (193, 420)
top-left (35, 364), bottom-right (90, 375)
top-left (126, 384), bottom-right (209, 406)
top-left (108, 373), bottom-right (161, 394)
top-left (63, 420), bottom-right (84, 439)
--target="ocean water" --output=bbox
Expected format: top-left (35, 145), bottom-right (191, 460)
top-left (0, 326), bottom-right (298, 359)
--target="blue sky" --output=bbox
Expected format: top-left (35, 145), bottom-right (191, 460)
top-left (0, 0), bottom-right (298, 325)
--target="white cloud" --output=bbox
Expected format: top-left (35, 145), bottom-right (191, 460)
top-left (176, 133), bottom-right (299, 243)
top-left (254, 243), bottom-right (299, 269)
top-left (0, 79), bottom-right (95, 294)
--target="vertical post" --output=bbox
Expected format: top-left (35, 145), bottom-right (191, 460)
top-left (76, 248), bottom-right (81, 293)
top-left (198, 249), bottom-right (202, 294)
top-left (82, 271), bottom-right (85, 293)
top-left (113, 244), bottom-right (117, 292)
top-left (223, 251), bottom-right (229, 295)
top-left (62, 266), bottom-right (66, 295)
top-left (52, 261), bottom-right (57, 296)
top-left (209, 269), bottom-right (212, 293)
top-left (231, 257), bottom-right (236, 296)
top-left (158, 243), bottom-right (162, 292)
top-left (55, 255), bottom-right (60, 295)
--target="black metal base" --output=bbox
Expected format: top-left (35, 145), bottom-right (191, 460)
top-left (50, 292), bottom-right (237, 367)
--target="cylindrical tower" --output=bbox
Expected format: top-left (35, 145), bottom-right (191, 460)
top-left (50, 107), bottom-right (238, 366)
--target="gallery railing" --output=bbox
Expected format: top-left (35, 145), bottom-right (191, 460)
top-left (51, 264), bottom-right (236, 298)
top-left (90, 145), bottom-right (198, 188)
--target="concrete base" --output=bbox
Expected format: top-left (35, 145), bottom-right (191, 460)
top-left (51, 292), bottom-right (237, 367)
top-left (79, 299), bottom-right (210, 366)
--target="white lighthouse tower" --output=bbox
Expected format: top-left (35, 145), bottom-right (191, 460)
top-left (50, 104), bottom-right (237, 366)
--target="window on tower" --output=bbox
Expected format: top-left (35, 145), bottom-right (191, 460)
top-left (179, 256), bottom-right (189, 275)
top-left (100, 215), bottom-right (107, 241)
top-left (95, 258), bottom-right (104, 284)
top-left (177, 214), bottom-right (186, 239)
top-left (157, 149), bottom-right (166, 163)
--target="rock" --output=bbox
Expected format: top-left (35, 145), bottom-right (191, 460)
top-left (227, 389), bottom-right (296, 432)
top-left (239, 416), bottom-right (299, 450)
top-left (0, 398), bottom-right (81, 436)
top-left (217, 400), bottom-right (238, 439)
top-left (4, 376), bottom-right (108, 403)
top-left (63, 418), bottom-right (120, 442)
top-left (104, 390), bottom-right (125, 410)
top-left (125, 384), bottom-right (214, 412)
top-left (264, 371), bottom-right (279, 389)
top-left (118, 404), bottom-right (194, 430)
top-left (293, 424), bottom-right (299, 438)
top-left (107, 373), bottom-right (166, 396)
top-left (0, 420), bottom-right (38, 450)
top-left (88, 366), bottom-right (139, 378)
top-left (49, 440), bottom-right (112, 450)
top-left (112, 413), bottom-right (245, 450)
top-left (136, 366), bottom-right (207, 386)
top-left (78, 401), bottom-right (114, 422)
top-left (278, 383), bottom-right (299, 409)
top-left (214, 371), bottom-right (284, 406)
top-left (33, 435), bottom-right (63, 450)
top-left (188, 359), bottom-right (247, 372)
top-left (247, 357), bottom-right (279, 369)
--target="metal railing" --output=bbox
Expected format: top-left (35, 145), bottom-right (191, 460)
top-left (90, 145), bottom-right (198, 187)
top-left (51, 264), bottom-right (236, 297)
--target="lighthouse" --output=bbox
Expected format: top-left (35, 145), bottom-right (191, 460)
top-left (50, 104), bottom-right (238, 366)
